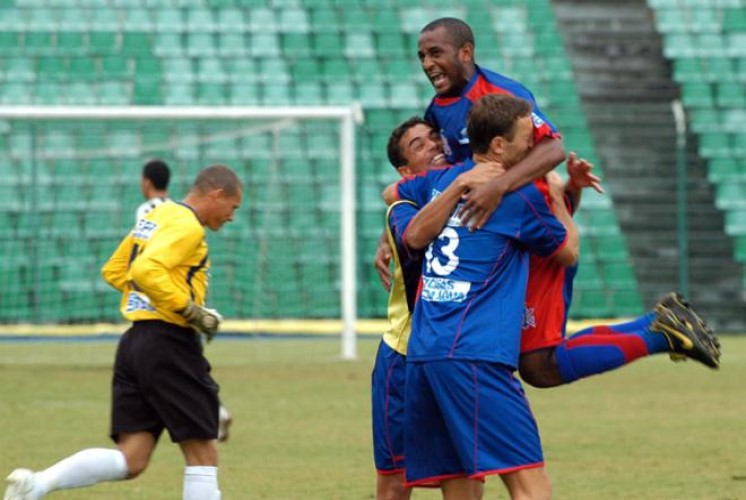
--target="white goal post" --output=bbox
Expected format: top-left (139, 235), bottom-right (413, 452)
top-left (0, 104), bottom-right (365, 360)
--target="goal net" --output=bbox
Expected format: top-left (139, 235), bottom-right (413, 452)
top-left (0, 105), bottom-right (366, 358)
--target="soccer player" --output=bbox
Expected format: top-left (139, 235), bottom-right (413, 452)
top-left (4, 165), bottom-right (242, 500)
top-left (419, 16), bottom-right (566, 229)
top-left (134, 159), bottom-right (234, 442)
top-left (135, 158), bottom-right (171, 222)
top-left (398, 94), bottom-right (577, 498)
top-left (373, 117), bottom-right (498, 500)
top-left (373, 16), bottom-right (563, 285)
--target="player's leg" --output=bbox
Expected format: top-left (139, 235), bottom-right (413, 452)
top-left (3, 445), bottom-right (133, 500)
top-left (499, 467), bottom-right (552, 500)
top-left (372, 341), bottom-right (410, 500)
top-left (552, 293), bottom-right (720, 384)
top-left (441, 477), bottom-right (484, 500)
top-left (180, 440), bottom-right (220, 500)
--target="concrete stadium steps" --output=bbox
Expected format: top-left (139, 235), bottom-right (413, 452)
top-left (553, 0), bottom-right (746, 331)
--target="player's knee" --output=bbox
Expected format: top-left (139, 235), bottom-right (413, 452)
top-left (518, 351), bottom-right (563, 388)
top-left (376, 473), bottom-right (411, 500)
top-left (123, 455), bottom-right (150, 478)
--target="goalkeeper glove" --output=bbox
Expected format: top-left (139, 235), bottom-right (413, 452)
top-left (181, 300), bottom-right (222, 342)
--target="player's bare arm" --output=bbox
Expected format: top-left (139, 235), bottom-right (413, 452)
top-left (564, 151), bottom-right (604, 209)
top-left (546, 171), bottom-right (580, 267)
top-left (373, 229), bottom-right (393, 292)
top-left (405, 163), bottom-right (505, 250)
top-left (459, 136), bottom-right (565, 230)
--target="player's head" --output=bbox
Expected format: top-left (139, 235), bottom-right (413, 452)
top-left (467, 94), bottom-right (534, 168)
top-left (189, 164), bottom-right (243, 231)
top-left (387, 117), bottom-right (448, 177)
top-left (418, 18), bottom-right (476, 97)
top-left (141, 158), bottom-right (170, 198)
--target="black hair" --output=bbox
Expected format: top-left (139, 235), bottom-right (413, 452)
top-left (387, 116), bottom-right (433, 169)
top-left (142, 159), bottom-right (171, 191)
top-left (420, 17), bottom-right (475, 49)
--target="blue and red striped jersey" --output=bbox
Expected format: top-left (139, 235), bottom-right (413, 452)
top-left (396, 159), bottom-right (568, 367)
top-left (424, 65), bottom-right (558, 164)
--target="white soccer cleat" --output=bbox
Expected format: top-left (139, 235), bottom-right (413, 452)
top-left (217, 406), bottom-right (232, 443)
top-left (4, 469), bottom-right (36, 500)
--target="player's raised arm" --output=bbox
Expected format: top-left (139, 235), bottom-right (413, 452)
top-left (564, 151), bottom-right (604, 210)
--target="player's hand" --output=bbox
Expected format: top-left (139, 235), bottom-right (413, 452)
top-left (181, 301), bottom-right (222, 342)
top-left (458, 175), bottom-right (508, 231)
top-left (374, 238), bottom-right (393, 292)
top-left (566, 152), bottom-right (604, 194)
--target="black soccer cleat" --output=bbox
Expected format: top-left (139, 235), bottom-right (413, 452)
top-left (651, 292), bottom-right (721, 369)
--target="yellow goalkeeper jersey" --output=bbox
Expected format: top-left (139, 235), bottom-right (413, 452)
top-left (101, 200), bottom-right (210, 327)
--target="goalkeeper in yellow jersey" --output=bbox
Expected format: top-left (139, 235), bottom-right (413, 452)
top-left (4, 165), bottom-right (242, 500)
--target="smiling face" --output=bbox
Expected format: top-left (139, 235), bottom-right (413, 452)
top-left (397, 123), bottom-right (448, 176)
top-left (417, 26), bottom-right (474, 97)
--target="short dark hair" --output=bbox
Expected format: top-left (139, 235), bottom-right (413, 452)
top-left (193, 164), bottom-right (242, 196)
top-left (467, 95), bottom-right (532, 155)
top-left (387, 116), bottom-right (433, 169)
top-left (420, 17), bottom-right (475, 49)
top-left (142, 159), bottom-right (170, 190)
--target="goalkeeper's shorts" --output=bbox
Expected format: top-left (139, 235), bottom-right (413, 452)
top-left (111, 320), bottom-right (220, 443)
top-left (371, 340), bottom-right (406, 474)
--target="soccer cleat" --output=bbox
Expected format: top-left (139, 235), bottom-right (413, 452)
top-left (4, 469), bottom-right (36, 500)
top-left (217, 406), bottom-right (232, 443)
top-left (652, 292), bottom-right (721, 369)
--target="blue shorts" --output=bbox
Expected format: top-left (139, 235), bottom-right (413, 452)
top-left (404, 360), bottom-right (543, 487)
top-left (371, 340), bottom-right (407, 474)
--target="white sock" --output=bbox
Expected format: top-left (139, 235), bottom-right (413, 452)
top-left (33, 448), bottom-right (128, 496)
top-left (183, 466), bottom-right (220, 500)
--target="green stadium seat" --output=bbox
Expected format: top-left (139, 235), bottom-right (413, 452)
top-left (663, 34), bottom-right (696, 58)
top-left (134, 56), bottom-right (162, 82)
top-left (197, 82), bottom-right (227, 105)
top-left (262, 82), bottom-right (293, 105)
top-left (56, 32), bottom-right (87, 56)
top-left (707, 158), bottom-right (744, 182)
top-left (716, 82), bottom-right (745, 107)
top-left (279, 7), bottom-right (310, 33)
top-left (611, 289), bottom-right (644, 316)
top-left (4, 57), bottom-right (34, 81)
top-left (218, 33), bottom-right (248, 56)
top-left (574, 290), bottom-right (611, 318)
top-left (226, 58), bottom-right (257, 83)
top-left (257, 58), bottom-right (290, 82)
top-left (37, 56), bottom-right (68, 82)
top-left (216, 8), bottom-right (246, 32)
top-left (121, 32), bottom-right (152, 56)
top-left (344, 32), bottom-right (375, 57)
top-left (101, 56), bottom-right (132, 79)
top-left (155, 8), bottom-right (184, 32)
top-left (601, 262), bottom-right (637, 288)
top-left (187, 7), bottom-right (217, 32)
top-left (309, 8), bottom-right (341, 33)
top-left (681, 82), bottom-right (713, 107)
top-left (357, 81), bottom-right (388, 107)
top-left (132, 79), bottom-right (163, 104)
top-left (122, 8), bottom-right (154, 31)
top-left (295, 81), bottom-right (325, 104)
top-left (251, 33), bottom-right (280, 57)
top-left (249, 7), bottom-right (278, 33)
top-left (163, 83), bottom-right (194, 105)
top-left (197, 58), bottom-right (227, 83)
top-left (314, 33), bottom-right (344, 57)
top-left (163, 57), bottom-right (194, 82)
top-left (673, 57), bottom-right (704, 83)
top-left (594, 234), bottom-right (630, 261)
top-left (27, 7), bottom-right (57, 31)
top-left (705, 57), bottom-right (735, 82)
top-left (370, 10), bottom-right (400, 34)
top-left (24, 32), bottom-right (55, 56)
top-left (68, 57), bottom-right (98, 80)
top-left (725, 209), bottom-right (746, 235)
top-left (89, 9), bottom-right (120, 31)
top-left (186, 33), bottom-right (216, 57)
top-left (325, 81), bottom-right (355, 105)
top-left (723, 8), bottom-right (746, 32)
top-left (153, 33), bottom-right (183, 57)
top-left (282, 33), bottom-right (313, 57)
top-left (375, 32), bottom-right (407, 57)
top-left (400, 8), bottom-right (432, 34)
top-left (699, 132), bottom-right (731, 159)
top-left (340, 10), bottom-right (372, 32)
top-left (716, 182), bottom-right (746, 210)
top-left (350, 57), bottom-right (384, 83)
top-left (88, 32), bottom-right (120, 55)
top-left (389, 81), bottom-right (419, 108)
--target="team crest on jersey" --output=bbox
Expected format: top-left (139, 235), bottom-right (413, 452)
top-left (522, 306), bottom-right (536, 329)
top-left (132, 219), bottom-right (157, 240)
top-left (421, 276), bottom-right (471, 303)
top-left (125, 291), bottom-right (156, 313)
top-left (531, 112), bottom-right (545, 128)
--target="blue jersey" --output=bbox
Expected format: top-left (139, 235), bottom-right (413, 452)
top-left (396, 159), bottom-right (568, 367)
top-left (424, 65), bottom-right (558, 164)
top-left (382, 201), bottom-right (423, 355)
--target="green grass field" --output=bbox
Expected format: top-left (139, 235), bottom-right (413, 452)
top-left (1, 335), bottom-right (744, 499)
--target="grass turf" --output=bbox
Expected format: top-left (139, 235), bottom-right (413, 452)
top-left (0, 335), bottom-right (744, 499)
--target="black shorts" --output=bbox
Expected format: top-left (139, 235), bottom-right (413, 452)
top-left (111, 320), bottom-right (220, 443)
